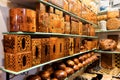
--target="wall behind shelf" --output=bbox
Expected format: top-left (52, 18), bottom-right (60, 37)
top-left (0, 1), bottom-right (39, 80)
top-left (0, 5), bottom-right (9, 80)
top-left (97, 32), bottom-right (120, 39)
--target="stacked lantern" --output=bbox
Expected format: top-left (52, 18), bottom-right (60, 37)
top-left (4, 35), bottom-right (32, 71)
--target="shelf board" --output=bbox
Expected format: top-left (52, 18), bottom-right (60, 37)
top-left (0, 49), bottom-right (96, 75)
top-left (40, 0), bottom-right (97, 27)
top-left (96, 30), bottom-right (120, 33)
top-left (2, 32), bottom-right (98, 38)
top-left (95, 50), bottom-right (120, 54)
top-left (97, 10), bottom-right (107, 15)
top-left (89, 67), bottom-right (120, 77)
top-left (65, 62), bottom-right (94, 80)
top-left (9, 0), bottom-right (98, 27)
top-left (65, 66), bottom-right (86, 80)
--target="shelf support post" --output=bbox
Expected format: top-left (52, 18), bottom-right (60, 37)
top-left (6, 72), bottom-right (10, 80)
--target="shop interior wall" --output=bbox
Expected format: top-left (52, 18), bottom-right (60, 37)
top-left (0, 1), bottom-right (38, 80)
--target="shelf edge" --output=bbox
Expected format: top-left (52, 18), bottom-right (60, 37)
top-left (94, 50), bottom-right (120, 54)
top-left (2, 32), bottom-right (98, 38)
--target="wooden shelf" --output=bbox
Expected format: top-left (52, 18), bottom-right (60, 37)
top-left (96, 30), bottom-right (120, 33)
top-left (0, 49), bottom-right (96, 75)
top-left (9, 0), bottom-right (98, 27)
top-left (97, 10), bottom-right (107, 15)
top-left (95, 50), bottom-right (120, 54)
top-left (65, 61), bottom-right (95, 80)
top-left (3, 32), bottom-right (98, 38)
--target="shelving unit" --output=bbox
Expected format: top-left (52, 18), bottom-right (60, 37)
top-left (1, 0), bottom-right (99, 80)
top-left (65, 63), bottom-right (91, 80)
top-left (9, 0), bottom-right (98, 27)
top-left (3, 32), bottom-right (98, 38)
top-left (96, 29), bottom-right (120, 54)
top-left (0, 49), bottom-right (96, 75)
top-left (65, 67), bottom-right (85, 80)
